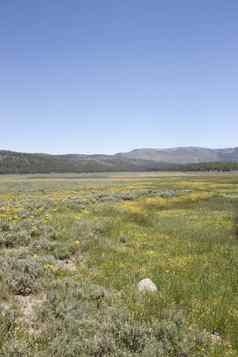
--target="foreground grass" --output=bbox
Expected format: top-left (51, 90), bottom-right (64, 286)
top-left (0, 173), bottom-right (238, 356)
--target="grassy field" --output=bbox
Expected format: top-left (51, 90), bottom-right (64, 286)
top-left (0, 172), bottom-right (238, 356)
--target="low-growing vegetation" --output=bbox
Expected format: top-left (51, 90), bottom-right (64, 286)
top-left (0, 172), bottom-right (238, 356)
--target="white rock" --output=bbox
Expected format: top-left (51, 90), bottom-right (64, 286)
top-left (137, 278), bottom-right (158, 293)
top-left (210, 333), bottom-right (222, 345)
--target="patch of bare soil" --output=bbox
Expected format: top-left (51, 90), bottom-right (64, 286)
top-left (16, 293), bottom-right (46, 335)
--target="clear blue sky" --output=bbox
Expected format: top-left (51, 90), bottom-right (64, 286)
top-left (1, 1), bottom-right (238, 154)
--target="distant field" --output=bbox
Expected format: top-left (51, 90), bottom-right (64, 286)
top-left (0, 172), bottom-right (238, 356)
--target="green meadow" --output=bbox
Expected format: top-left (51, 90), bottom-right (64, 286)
top-left (0, 172), bottom-right (238, 356)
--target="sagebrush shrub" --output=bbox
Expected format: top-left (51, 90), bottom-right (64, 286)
top-left (69, 219), bottom-right (105, 252)
top-left (0, 219), bottom-right (11, 232)
top-left (0, 305), bottom-right (18, 350)
top-left (36, 278), bottom-right (213, 357)
top-left (0, 257), bottom-right (43, 296)
top-left (50, 242), bottom-right (77, 260)
top-left (31, 238), bottom-right (78, 260)
top-left (0, 220), bottom-right (32, 248)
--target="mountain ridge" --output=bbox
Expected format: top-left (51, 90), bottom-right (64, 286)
top-left (0, 147), bottom-right (238, 174)
top-left (116, 147), bottom-right (238, 163)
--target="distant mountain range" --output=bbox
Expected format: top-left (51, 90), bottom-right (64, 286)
top-left (117, 147), bottom-right (238, 163)
top-left (0, 147), bottom-right (238, 174)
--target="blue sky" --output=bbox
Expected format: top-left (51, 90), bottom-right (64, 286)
top-left (1, 1), bottom-right (238, 154)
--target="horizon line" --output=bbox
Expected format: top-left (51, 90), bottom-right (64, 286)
top-left (0, 145), bottom-right (237, 156)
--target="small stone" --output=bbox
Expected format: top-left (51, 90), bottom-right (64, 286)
top-left (210, 332), bottom-right (222, 345)
top-left (137, 278), bottom-right (158, 293)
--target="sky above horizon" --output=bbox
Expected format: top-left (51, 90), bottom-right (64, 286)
top-left (1, 1), bottom-right (238, 154)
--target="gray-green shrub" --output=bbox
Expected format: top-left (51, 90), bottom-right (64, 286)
top-left (0, 257), bottom-right (43, 296)
top-left (36, 279), bottom-right (213, 357)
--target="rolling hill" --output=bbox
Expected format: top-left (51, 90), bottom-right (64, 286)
top-left (0, 147), bottom-right (237, 174)
top-left (117, 147), bottom-right (238, 163)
